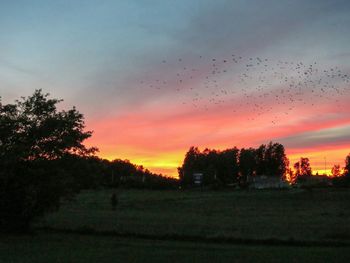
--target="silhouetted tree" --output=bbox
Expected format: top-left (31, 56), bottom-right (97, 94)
top-left (265, 142), bottom-right (289, 177)
top-left (285, 168), bottom-right (296, 183)
top-left (179, 142), bottom-right (288, 187)
top-left (331, 164), bottom-right (341, 177)
top-left (255, 144), bottom-right (266, 176)
top-left (252, 142), bottom-right (288, 178)
top-left (203, 149), bottom-right (219, 184)
top-left (217, 148), bottom-right (239, 184)
top-left (294, 157), bottom-right (312, 182)
top-left (332, 154), bottom-right (350, 187)
top-left (178, 146), bottom-right (239, 187)
top-left (239, 148), bottom-right (256, 184)
top-left (300, 157), bottom-right (312, 177)
top-left (0, 90), bottom-right (96, 232)
top-left (294, 161), bottom-right (301, 178)
top-left (179, 146), bottom-right (201, 186)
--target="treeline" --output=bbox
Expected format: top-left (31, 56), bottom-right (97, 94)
top-left (178, 142), bottom-right (289, 187)
top-left (178, 143), bottom-right (350, 187)
top-left (58, 155), bottom-right (179, 190)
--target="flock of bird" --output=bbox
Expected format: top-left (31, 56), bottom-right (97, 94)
top-left (139, 53), bottom-right (350, 125)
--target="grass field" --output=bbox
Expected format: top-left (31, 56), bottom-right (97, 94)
top-left (38, 188), bottom-right (350, 242)
top-left (1, 232), bottom-right (350, 263)
top-left (1, 188), bottom-right (350, 262)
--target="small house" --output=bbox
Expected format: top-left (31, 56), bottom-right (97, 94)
top-left (249, 175), bottom-right (289, 189)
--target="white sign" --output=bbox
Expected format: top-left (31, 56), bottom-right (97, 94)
top-left (193, 173), bottom-right (203, 185)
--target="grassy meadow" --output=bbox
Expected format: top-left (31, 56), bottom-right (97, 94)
top-left (1, 232), bottom-right (350, 263)
top-left (1, 188), bottom-right (350, 262)
top-left (38, 188), bottom-right (350, 242)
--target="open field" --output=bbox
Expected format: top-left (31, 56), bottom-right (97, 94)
top-left (37, 188), bottom-right (350, 243)
top-left (1, 188), bottom-right (350, 262)
top-left (1, 232), bottom-right (350, 263)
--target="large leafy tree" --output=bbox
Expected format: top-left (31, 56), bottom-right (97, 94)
top-left (0, 90), bottom-right (96, 232)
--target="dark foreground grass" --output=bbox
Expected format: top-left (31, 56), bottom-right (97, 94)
top-left (1, 232), bottom-right (350, 263)
top-left (37, 188), bottom-right (350, 243)
top-left (2, 189), bottom-right (350, 262)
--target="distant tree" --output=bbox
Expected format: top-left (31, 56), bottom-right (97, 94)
top-left (203, 149), bottom-right (219, 184)
top-left (285, 168), bottom-right (296, 184)
top-left (0, 90), bottom-right (96, 232)
top-left (179, 142), bottom-right (288, 187)
top-left (294, 157), bottom-right (312, 182)
top-left (300, 157), bottom-right (312, 177)
top-left (264, 142), bottom-right (289, 177)
top-left (217, 148), bottom-right (239, 184)
top-left (239, 148), bottom-right (256, 184)
top-left (293, 161), bottom-right (301, 178)
top-left (253, 142), bottom-right (288, 178)
top-left (103, 158), bottom-right (178, 189)
top-left (255, 144), bottom-right (266, 175)
top-left (332, 154), bottom-right (350, 187)
top-left (331, 164), bottom-right (341, 177)
top-left (179, 146), bottom-right (201, 186)
top-left (178, 146), bottom-right (239, 187)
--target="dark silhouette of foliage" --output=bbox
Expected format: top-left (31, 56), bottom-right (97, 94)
top-left (104, 159), bottom-right (178, 190)
top-left (332, 154), bottom-right (350, 187)
top-left (264, 142), bottom-right (289, 177)
top-left (249, 142), bottom-right (289, 178)
top-left (0, 90), bottom-right (96, 232)
top-left (255, 144), bottom-right (266, 176)
top-left (178, 147), bottom-right (240, 187)
top-left (293, 162), bottom-right (301, 178)
top-left (178, 147), bottom-right (202, 186)
top-left (331, 164), bottom-right (341, 177)
top-left (294, 157), bottom-right (312, 183)
top-left (239, 148), bottom-right (256, 185)
top-left (285, 168), bottom-right (295, 183)
top-left (179, 142), bottom-right (288, 187)
top-left (58, 155), bottom-right (107, 190)
top-left (219, 148), bottom-right (240, 184)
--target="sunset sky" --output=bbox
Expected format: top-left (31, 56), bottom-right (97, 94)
top-left (1, 0), bottom-right (350, 177)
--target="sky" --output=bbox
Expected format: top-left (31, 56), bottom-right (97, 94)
top-left (1, 0), bottom-right (350, 177)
